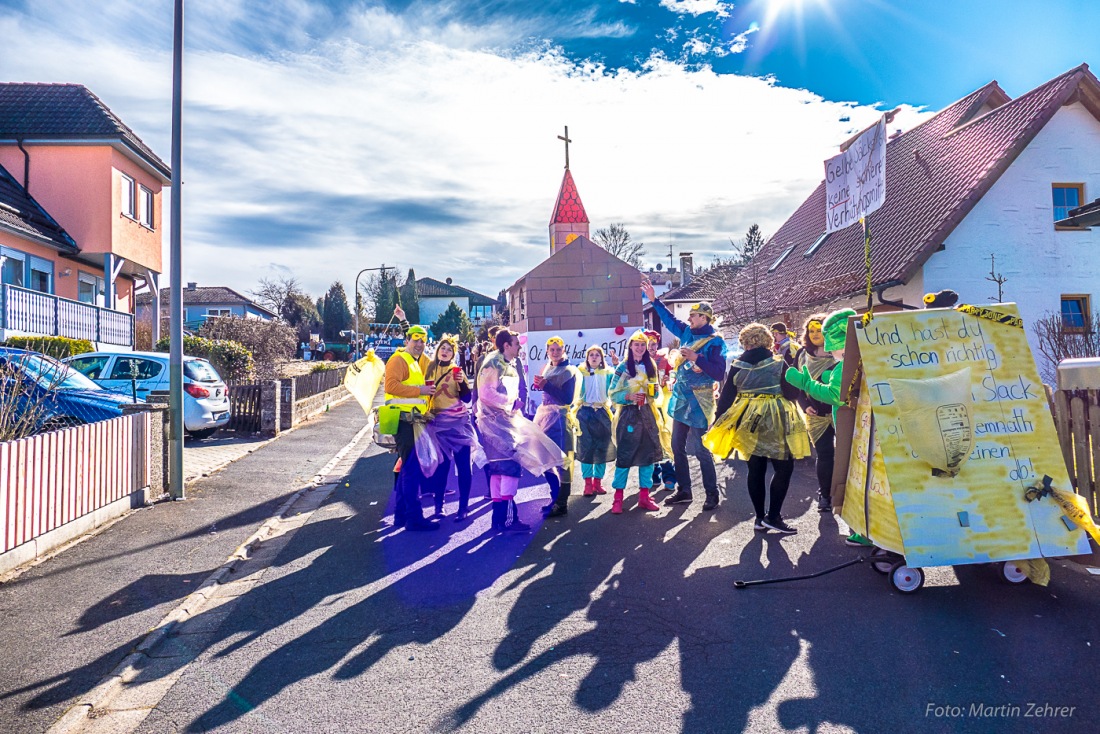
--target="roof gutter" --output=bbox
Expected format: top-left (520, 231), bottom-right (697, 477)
top-left (875, 280), bottom-right (918, 310)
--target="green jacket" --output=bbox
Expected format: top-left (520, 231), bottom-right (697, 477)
top-left (785, 361), bottom-right (844, 423)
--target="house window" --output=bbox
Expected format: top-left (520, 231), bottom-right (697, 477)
top-left (1, 249), bottom-right (26, 288)
top-left (29, 256), bottom-right (53, 293)
top-left (1061, 294), bottom-right (1091, 332)
top-left (120, 174), bottom-right (136, 218)
top-left (139, 186), bottom-right (154, 228)
top-left (1052, 183), bottom-right (1084, 227)
top-left (768, 244), bottom-right (796, 272)
top-left (78, 272), bottom-right (105, 306)
top-left (207, 308), bottom-right (232, 317)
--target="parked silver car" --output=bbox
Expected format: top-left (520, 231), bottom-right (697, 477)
top-left (64, 351), bottom-right (231, 439)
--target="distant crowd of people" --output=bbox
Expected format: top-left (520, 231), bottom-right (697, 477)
top-left (378, 285), bottom-right (868, 546)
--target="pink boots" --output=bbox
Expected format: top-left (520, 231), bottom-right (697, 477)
top-left (584, 478), bottom-right (609, 496)
top-left (637, 488), bottom-right (660, 512)
top-left (611, 490), bottom-right (624, 514)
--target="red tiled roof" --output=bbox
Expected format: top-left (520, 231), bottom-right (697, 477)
top-left (715, 63), bottom-right (1100, 319)
top-left (549, 169), bottom-right (589, 224)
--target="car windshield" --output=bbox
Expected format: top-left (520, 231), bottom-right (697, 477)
top-left (184, 359), bottom-right (221, 383)
top-left (15, 353), bottom-right (103, 391)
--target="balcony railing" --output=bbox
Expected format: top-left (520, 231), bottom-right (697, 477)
top-left (2, 284), bottom-right (134, 346)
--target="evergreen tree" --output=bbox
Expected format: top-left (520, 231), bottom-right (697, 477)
top-left (374, 271), bottom-right (399, 326)
top-left (321, 282), bottom-right (352, 340)
top-left (430, 301), bottom-right (474, 342)
top-left (282, 293), bottom-right (322, 341)
top-left (399, 268), bottom-right (420, 324)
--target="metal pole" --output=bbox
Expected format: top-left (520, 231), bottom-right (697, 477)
top-left (352, 265), bottom-right (392, 360)
top-left (168, 0), bottom-right (185, 500)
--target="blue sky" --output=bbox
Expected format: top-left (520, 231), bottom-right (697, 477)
top-left (0, 0), bottom-right (1097, 301)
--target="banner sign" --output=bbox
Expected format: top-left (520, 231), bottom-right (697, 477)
top-left (521, 326), bottom-right (641, 414)
top-left (825, 116), bottom-right (886, 233)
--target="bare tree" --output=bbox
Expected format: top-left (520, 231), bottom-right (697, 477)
top-left (250, 276), bottom-right (302, 319)
top-left (986, 253), bottom-right (1008, 302)
top-left (1032, 309), bottom-right (1100, 384)
top-left (593, 223), bottom-right (646, 268)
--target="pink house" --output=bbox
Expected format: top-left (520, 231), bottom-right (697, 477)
top-left (0, 83), bottom-right (170, 348)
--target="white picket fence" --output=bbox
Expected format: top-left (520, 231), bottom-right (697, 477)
top-left (0, 413), bottom-right (151, 570)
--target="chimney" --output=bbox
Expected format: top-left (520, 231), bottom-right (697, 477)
top-left (186, 282), bottom-right (197, 290)
top-left (679, 252), bottom-right (694, 286)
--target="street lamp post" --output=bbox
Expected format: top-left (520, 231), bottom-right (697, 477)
top-left (168, 0), bottom-right (185, 500)
top-left (353, 265), bottom-right (393, 360)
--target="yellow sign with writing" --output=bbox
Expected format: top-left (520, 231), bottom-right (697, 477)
top-left (842, 304), bottom-right (1090, 568)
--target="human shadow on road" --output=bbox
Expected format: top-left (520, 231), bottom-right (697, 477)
top-left (183, 452), bottom-right (556, 732)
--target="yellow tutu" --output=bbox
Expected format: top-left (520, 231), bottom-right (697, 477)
top-left (703, 394), bottom-right (811, 461)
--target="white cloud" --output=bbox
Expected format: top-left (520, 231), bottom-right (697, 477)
top-left (725, 25), bottom-right (760, 55)
top-left (683, 37), bottom-right (712, 56)
top-left (0, 1), bottom-right (928, 301)
top-left (659, 0), bottom-right (733, 18)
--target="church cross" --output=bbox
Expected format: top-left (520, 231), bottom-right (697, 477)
top-left (557, 125), bottom-right (572, 170)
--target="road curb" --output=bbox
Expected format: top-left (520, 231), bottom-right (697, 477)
top-left (46, 421), bottom-right (373, 734)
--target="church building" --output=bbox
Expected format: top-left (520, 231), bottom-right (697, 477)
top-left (506, 129), bottom-right (642, 370)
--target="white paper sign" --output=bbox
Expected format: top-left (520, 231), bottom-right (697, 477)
top-left (521, 326), bottom-right (642, 413)
top-left (825, 116), bottom-right (886, 233)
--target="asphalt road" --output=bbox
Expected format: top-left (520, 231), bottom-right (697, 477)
top-left (113, 449), bottom-right (1100, 734)
top-left (0, 401), bottom-right (369, 734)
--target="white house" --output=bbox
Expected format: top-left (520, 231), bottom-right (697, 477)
top-left (715, 63), bottom-right (1100, 362)
top-left (417, 277), bottom-right (498, 327)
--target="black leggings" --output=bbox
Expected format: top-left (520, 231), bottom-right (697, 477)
top-left (815, 424), bottom-right (836, 500)
top-left (430, 445), bottom-right (472, 513)
top-left (746, 455), bottom-right (794, 521)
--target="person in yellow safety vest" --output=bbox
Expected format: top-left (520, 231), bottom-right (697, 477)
top-left (384, 323), bottom-right (439, 532)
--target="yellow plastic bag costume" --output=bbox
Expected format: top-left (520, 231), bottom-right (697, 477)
top-left (704, 356), bottom-right (810, 461)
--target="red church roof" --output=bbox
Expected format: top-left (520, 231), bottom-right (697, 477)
top-left (714, 63), bottom-right (1100, 320)
top-left (549, 169), bottom-right (589, 224)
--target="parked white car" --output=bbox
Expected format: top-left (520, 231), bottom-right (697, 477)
top-left (64, 351), bottom-right (231, 440)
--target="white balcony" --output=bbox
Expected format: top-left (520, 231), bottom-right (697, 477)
top-left (2, 283), bottom-right (134, 346)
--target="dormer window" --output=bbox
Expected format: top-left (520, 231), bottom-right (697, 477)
top-left (120, 174), bottom-right (136, 218)
top-left (769, 244), bottom-right (795, 272)
top-left (804, 232), bottom-right (829, 257)
top-left (140, 186), bottom-right (154, 228)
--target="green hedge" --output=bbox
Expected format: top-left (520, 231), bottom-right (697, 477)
top-left (154, 335), bottom-right (254, 381)
top-left (3, 336), bottom-right (94, 359)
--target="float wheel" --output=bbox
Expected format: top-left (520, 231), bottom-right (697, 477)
top-left (870, 548), bottom-right (894, 574)
top-left (889, 561), bottom-right (925, 594)
top-left (1000, 561), bottom-right (1030, 585)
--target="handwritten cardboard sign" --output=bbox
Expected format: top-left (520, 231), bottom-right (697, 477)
top-left (825, 116), bottom-right (886, 233)
top-left (834, 305), bottom-right (1089, 567)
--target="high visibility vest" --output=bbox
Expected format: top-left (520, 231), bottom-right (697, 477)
top-left (384, 350), bottom-right (427, 413)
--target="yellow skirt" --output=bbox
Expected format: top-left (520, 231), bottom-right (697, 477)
top-left (703, 395), bottom-right (811, 461)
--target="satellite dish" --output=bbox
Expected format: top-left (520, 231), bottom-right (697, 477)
top-left (656, 263), bottom-right (663, 271)
top-left (446, 277), bottom-right (453, 284)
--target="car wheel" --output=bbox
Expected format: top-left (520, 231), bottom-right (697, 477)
top-left (187, 428), bottom-right (219, 441)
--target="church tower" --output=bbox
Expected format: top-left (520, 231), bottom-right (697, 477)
top-left (548, 126), bottom-right (589, 254)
